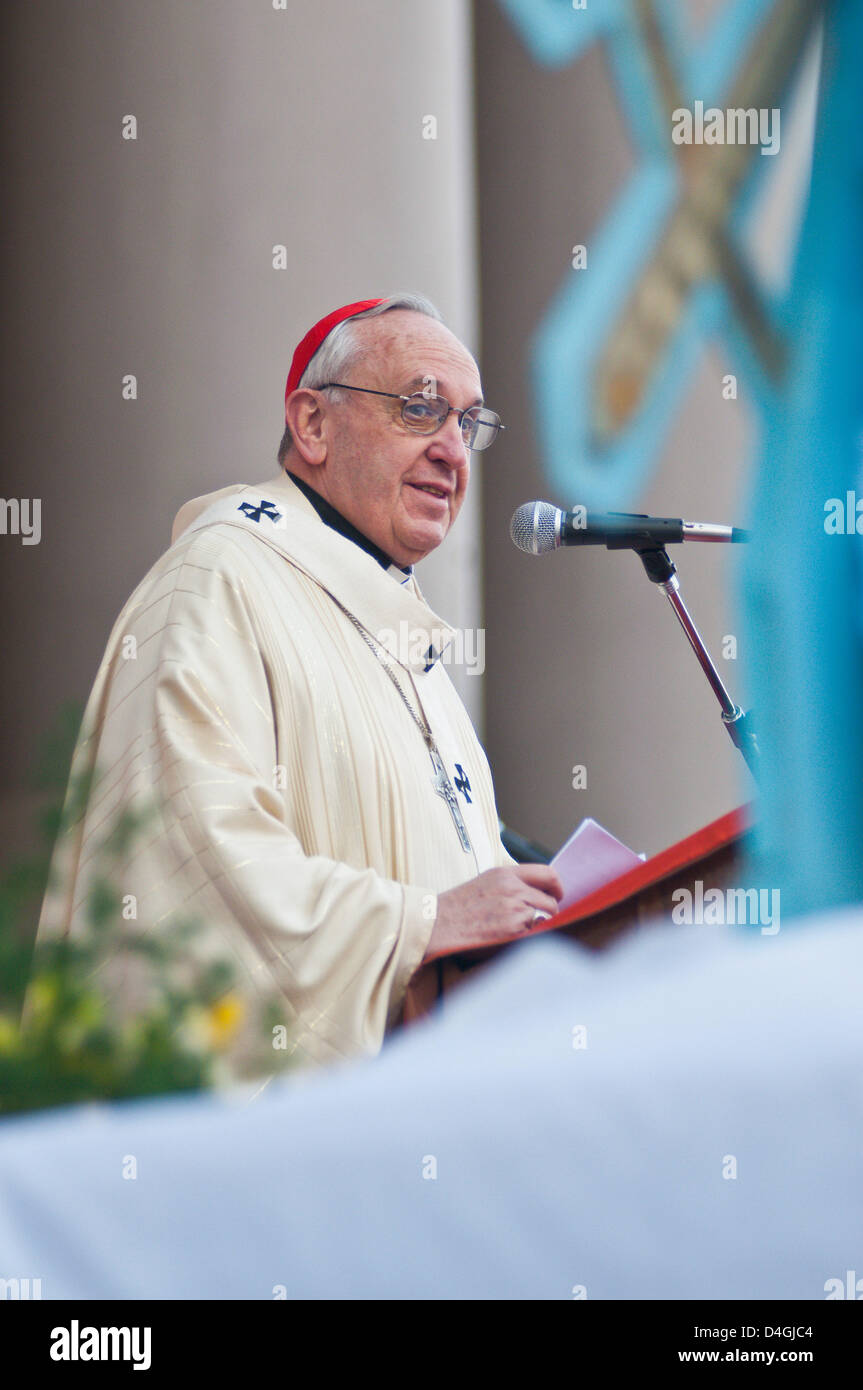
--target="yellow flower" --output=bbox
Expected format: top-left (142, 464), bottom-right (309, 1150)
top-left (206, 994), bottom-right (245, 1049)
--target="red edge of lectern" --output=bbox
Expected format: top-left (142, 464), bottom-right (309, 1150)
top-left (423, 803), bottom-right (752, 964)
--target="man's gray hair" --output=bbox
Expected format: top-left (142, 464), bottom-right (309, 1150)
top-left (278, 292), bottom-right (444, 465)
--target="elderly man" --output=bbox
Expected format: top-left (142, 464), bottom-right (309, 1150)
top-left (38, 293), bottom-right (562, 1069)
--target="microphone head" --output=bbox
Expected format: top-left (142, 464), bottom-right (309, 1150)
top-left (510, 501), bottom-right (558, 555)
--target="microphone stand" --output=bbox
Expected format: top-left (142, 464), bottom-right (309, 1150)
top-left (636, 546), bottom-right (759, 778)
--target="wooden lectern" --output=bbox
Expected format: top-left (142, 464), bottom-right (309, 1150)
top-left (402, 805), bottom-right (749, 1025)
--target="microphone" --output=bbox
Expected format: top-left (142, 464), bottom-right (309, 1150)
top-left (510, 502), bottom-right (750, 555)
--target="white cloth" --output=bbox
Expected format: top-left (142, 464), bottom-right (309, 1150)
top-left (2, 907), bottom-right (862, 1299)
top-left (37, 472), bottom-right (513, 1069)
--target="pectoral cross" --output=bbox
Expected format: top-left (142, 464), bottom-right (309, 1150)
top-left (429, 747), bottom-right (472, 853)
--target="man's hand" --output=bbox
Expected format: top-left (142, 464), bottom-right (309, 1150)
top-left (422, 864), bottom-right (564, 962)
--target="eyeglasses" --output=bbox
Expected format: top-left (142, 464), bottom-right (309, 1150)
top-left (319, 382), bottom-right (505, 451)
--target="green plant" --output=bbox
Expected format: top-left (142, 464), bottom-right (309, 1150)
top-left (0, 704), bottom-right (292, 1117)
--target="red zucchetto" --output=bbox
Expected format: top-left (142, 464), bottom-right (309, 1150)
top-left (284, 299), bottom-right (384, 409)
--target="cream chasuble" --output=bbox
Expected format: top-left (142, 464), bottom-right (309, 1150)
top-left (37, 472), bottom-right (515, 1070)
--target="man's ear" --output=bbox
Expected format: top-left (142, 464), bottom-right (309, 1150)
top-left (285, 388), bottom-right (329, 465)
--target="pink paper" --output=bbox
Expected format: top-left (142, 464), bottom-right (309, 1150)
top-left (550, 818), bottom-right (644, 913)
